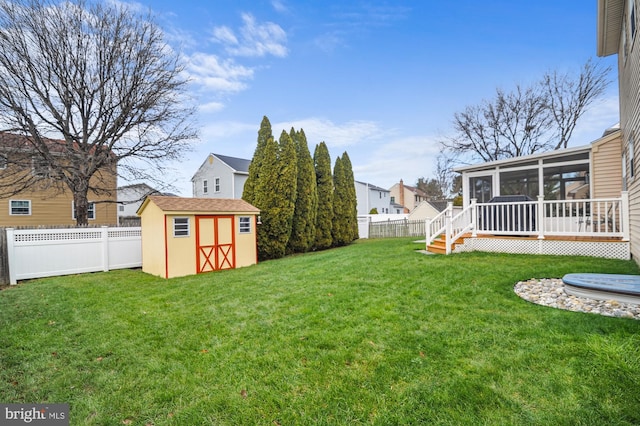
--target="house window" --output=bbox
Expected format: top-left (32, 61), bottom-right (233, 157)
top-left (32, 156), bottom-right (50, 178)
top-left (239, 216), bottom-right (251, 233)
top-left (72, 202), bottom-right (96, 220)
top-left (10, 200), bottom-right (31, 215)
top-left (630, 0), bottom-right (637, 42)
top-left (173, 217), bottom-right (189, 237)
top-left (0, 154), bottom-right (7, 169)
top-left (214, 177), bottom-right (220, 193)
top-left (390, 196), bottom-right (395, 203)
top-left (119, 205), bottom-right (125, 212)
top-left (500, 168), bottom-right (539, 200)
top-left (203, 180), bottom-right (208, 194)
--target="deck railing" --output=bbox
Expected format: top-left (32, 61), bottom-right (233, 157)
top-left (428, 192), bottom-right (629, 254)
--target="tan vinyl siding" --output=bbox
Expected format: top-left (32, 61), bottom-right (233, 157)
top-left (619, 0), bottom-right (640, 263)
top-left (591, 130), bottom-right (623, 198)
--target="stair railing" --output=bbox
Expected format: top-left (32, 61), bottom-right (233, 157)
top-left (426, 200), bottom-right (476, 254)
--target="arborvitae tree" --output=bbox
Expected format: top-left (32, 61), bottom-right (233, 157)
top-left (243, 116), bottom-right (272, 204)
top-left (287, 128), bottom-right (318, 254)
top-left (253, 131), bottom-right (297, 260)
top-left (332, 155), bottom-right (350, 246)
top-left (340, 152), bottom-right (359, 242)
top-left (314, 142), bottom-right (333, 250)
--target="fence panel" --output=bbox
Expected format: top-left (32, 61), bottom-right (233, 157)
top-left (6, 226), bottom-right (141, 284)
top-left (368, 219), bottom-right (425, 239)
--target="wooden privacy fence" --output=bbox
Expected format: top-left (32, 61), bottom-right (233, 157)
top-left (368, 219), bottom-right (426, 239)
top-left (4, 226), bottom-right (142, 285)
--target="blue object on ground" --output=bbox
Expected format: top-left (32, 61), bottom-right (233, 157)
top-left (562, 273), bottom-right (640, 296)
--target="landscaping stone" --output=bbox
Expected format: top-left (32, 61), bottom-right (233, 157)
top-left (514, 278), bottom-right (640, 320)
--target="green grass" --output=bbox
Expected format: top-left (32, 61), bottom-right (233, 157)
top-left (2, 238), bottom-right (640, 425)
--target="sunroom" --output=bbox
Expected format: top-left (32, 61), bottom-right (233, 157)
top-left (426, 127), bottom-right (630, 259)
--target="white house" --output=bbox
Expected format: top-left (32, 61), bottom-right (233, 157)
top-left (355, 180), bottom-right (392, 215)
top-left (117, 183), bottom-right (164, 226)
top-left (191, 153), bottom-right (251, 199)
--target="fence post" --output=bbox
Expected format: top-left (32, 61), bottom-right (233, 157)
top-left (425, 218), bottom-right (431, 250)
top-left (101, 226), bottom-right (109, 272)
top-left (622, 191), bottom-right (630, 241)
top-left (537, 195), bottom-right (545, 240)
top-left (471, 198), bottom-right (477, 237)
top-left (6, 228), bottom-right (16, 285)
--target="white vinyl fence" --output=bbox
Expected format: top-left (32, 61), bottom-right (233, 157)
top-left (6, 226), bottom-right (142, 285)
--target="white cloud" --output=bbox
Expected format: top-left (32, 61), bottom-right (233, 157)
top-left (271, 0), bottom-right (289, 14)
top-left (272, 117), bottom-right (387, 147)
top-left (185, 52), bottom-right (254, 92)
top-left (212, 13), bottom-right (288, 58)
top-left (199, 102), bottom-right (225, 113)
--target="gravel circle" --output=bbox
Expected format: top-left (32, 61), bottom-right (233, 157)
top-left (514, 278), bottom-right (640, 320)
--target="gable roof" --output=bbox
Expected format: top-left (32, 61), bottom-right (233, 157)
top-left (214, 153), bottom-right (251, 173)
top-left (402, 184), bottom-right (428, 198)
top-left (138, 195), bottom-right (259, 216)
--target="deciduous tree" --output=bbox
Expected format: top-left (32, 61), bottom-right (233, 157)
top-left (0, 0), bottom-right (196, 225)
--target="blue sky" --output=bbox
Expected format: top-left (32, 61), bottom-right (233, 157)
top-left (127, 0), bottom-right (620, 196)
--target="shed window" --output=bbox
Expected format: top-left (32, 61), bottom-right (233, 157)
top-left (10, 200), bottom-right (30, 215)
top-left (173, 217), bottom-right (190, 237)
top-left (239, 216), bottom-right (251, 233)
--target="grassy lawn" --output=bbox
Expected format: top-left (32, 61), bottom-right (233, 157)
top-left (2, 238), bottom-right (640, 425)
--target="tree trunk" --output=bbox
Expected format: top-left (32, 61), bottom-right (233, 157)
top-left (73, 183), bottom-right (90, 226)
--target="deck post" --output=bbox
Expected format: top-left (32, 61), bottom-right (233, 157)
top-left (537, 195), bottom-right (545, 240)
top-left (445, 202), bottom-right (453, 255)
top-left (622, 191), bottom-right (630, 241)
top-left (471, 198), bottom-right (477, 238)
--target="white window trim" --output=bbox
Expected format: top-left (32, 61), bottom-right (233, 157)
top-left (72, 201), bottom-right (96, 220)
top-left (9, 199), bottom-right (31, 216)
top-left (239, 216), bottom-right (252, 233)
top-left (203, 179), bottom-right (208, 194)
top-left (173, 217), bottom-right (190, 237)
top-left (214, 177), bottom-right (221, 193)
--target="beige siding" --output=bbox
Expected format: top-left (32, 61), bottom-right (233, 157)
top-left (619, 0), bottom-right (640, 263)
top-left (591, 130), bottom-right (623, 198)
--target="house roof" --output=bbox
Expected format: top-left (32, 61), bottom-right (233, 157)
top-left (453, 143), bottom-right (592, 173)
top-left (403, 184), bottom-right (428, 198)
top-left (355, 180), bottom-right (390, 193)
top-left (138, 195), bottom-right (259, 216)
top-left (597, 0), bottom-right (624, 57)
top-left (214, 153), bottom-right (251, 173)
top-left (427, 200), bottom-right (449, 212)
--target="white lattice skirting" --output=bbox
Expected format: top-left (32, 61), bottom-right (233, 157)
top-left (453, 238), bottom-right (630, 260)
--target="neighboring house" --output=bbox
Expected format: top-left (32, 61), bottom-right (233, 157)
top-left (409, 200), bottom-right (450, 221)
top-left (389, 179), bottom-right (428, 213)
top-left (137, 196), bottom-right (260, 279)
top-left (355, 180), bottom-right (392, 215)
top-left (598, 0), bottom-right (640, 264)
top-left (191, 153), bottom-right (251, 199)
top-left (0, 132), bottom-right (117, 226)
top-left (454, 127), bottom-right (623, 206)
top-left (117, 183), bottom-right (165, 226)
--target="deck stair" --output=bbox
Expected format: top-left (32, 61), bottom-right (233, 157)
top-left (427, 233), bottom-right (470, 254)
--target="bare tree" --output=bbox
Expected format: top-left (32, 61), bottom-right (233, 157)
top-left (0, 0), bottom-right (196, 224)
top-left (543, 59), bottom-right (611, 150)
top-left (441, 59), bottom-right (611, 163)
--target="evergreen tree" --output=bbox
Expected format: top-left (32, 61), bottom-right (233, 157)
top-left (253, 131), bottom-right (297, 260)
top-left (340, 152), bottom-right (359, 241)
top-left (332, 155), bottom-right (350, 246)
top-left (243, 116), bottom-right (272, 204)
top-left (287, 128), bottom-right (318, 254)
top-left (313, 142), bottom-right (333, 250)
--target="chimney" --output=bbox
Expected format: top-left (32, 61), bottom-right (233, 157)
top-left (399, 179), bottom-right (406, 213)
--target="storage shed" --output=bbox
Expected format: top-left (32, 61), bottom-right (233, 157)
top-left (137, 196), bottom-right (260, 279)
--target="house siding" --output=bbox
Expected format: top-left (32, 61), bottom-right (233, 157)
top-left (618, 0), bottom-right (640, 263)
top-left (192, 154), bottom-right (247, 199)
top-left (591, 130), bottom-right (623, 198)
